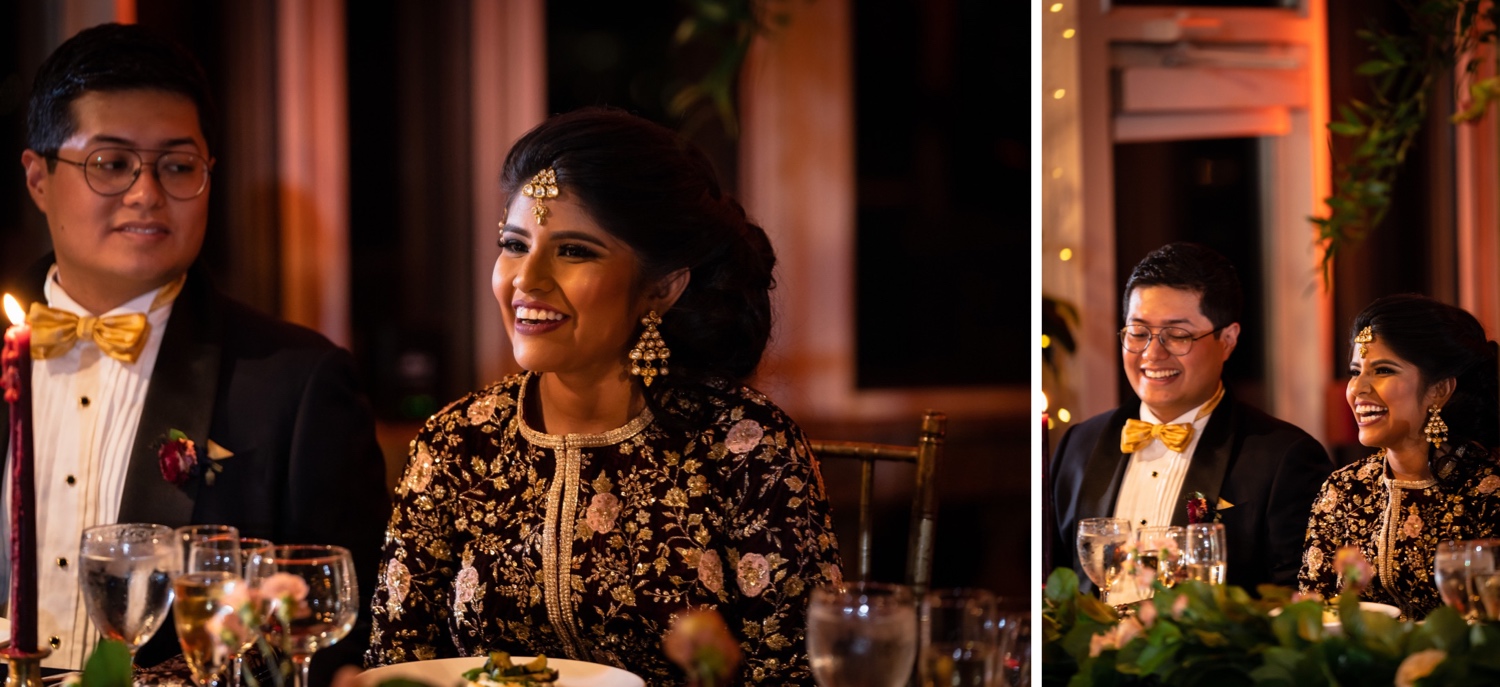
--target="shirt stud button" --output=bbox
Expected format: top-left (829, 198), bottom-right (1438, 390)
top-left (80, 396), bottom-right (90, 407)
top-left (48, 636), bottom-right (61, 649)
top-left (65, 475), bottom-right (76, 486)
top-left (1151, 471), bottom-right (1159, 477)
top-left (56, 557), bottom-right (68, 569)
top-left (1140, 519), bottom-right (1147, 526)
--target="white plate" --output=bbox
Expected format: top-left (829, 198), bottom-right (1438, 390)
top-left (357, 656), bottom-right (645, 687)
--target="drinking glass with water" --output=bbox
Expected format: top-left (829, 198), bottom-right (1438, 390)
top-left (806, 583), bottom-right (918, 687)
top-left (80, 523), bottom-right (182, 661)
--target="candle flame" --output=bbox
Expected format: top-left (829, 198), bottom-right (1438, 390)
top-left (1039, 389), bottom-right (1049, 412)
top-left (3, 294), bottom-right (22, 326)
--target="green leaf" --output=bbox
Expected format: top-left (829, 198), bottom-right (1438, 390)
top-left (80, 639), bottom-right (133, 687)
top-left (1046, 568), bottom-right (1081, 604)
top-left (168, 428), bottom-right (188, 441)
top-left (1357, 60), bottom-right (1394, 75)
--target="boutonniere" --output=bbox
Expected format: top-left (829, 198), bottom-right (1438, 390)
top-left (158, 430), bottom-right (235, 486)
top-left (1185, 491), bottom-right (1223, 524)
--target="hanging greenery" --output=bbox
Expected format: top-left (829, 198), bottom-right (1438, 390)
top-left (1315, 1), bottom-right (1500, 282)
top-left (669, 0), bottom-right (798, 138)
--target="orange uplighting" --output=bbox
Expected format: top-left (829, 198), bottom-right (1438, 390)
top-left (3, 294), bottom-right (23, 326)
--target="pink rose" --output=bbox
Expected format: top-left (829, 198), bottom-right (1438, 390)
top-left (159, 435), bottom-right (197, 486)
top-left (662, 608), bottom-right (742, 687)
top-left (1336, 546), bottom-right (1373, 593)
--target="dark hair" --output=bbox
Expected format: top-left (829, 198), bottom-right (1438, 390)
top-left (27, 23), bottom-right (217, 159)
top-left (500, 107), bottom-right (776, 397)
top-left (1352, 294), bottom-right (1500, 463)
top-left (1122, 242), bottom-right (1243, 330)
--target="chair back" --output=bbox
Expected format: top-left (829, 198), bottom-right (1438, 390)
top-left (810, 409), bottom-right (947, 593)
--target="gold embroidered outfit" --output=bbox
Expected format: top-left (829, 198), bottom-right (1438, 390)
top-left (366, 373), bottom-right (842, 685)
top-left (1297, 452), bottom-right (1500, 618)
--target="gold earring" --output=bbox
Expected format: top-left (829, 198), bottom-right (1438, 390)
top-left (1424, 405), bottom-right (1448, 447)
top-left (522, 167), bottom-right (559, 224)
top-left (629, 310), bottom-right (670, 386)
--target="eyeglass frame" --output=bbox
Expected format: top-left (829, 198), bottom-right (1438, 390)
top-left (48, 146), bottom-right (214, 200)
top-left (1118, 323), bottom-right (1222, 356)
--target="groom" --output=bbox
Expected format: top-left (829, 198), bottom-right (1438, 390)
top-left (1049, 243), bottom-right (1333, 592)
top-left (2, 23), bottom-right (389, 682)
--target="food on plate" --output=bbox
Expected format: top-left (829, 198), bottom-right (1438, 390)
top-left (461, 652), bottom-right (559, 686)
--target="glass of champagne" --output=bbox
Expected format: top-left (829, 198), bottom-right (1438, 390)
top-left (1136, 526), bottom-right (1187, 591)
top-left (174, 571), bottom-right (257, 687)
top-left (1435, 540), bottom-right (1474, 620)
top-left (189, 536), bottom-right (272, 687)
top-left (80, 523), bottom-right (182, 661)
top-left (919, 588), bottom-right (997, 687)
top-left (1075, 518), bottom-right (1132, 604)
top-left (1184, 523), bottom-right (1226, 584)
top-left (806, 582), bottom-right (918, 687)
top-left (1466, 539), bottom-right (1500, 621)
top-left (247, 545), bottom-right (358, 687)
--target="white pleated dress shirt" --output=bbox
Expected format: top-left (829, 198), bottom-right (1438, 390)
top-left (23, 269), bottom-right (175, 668)
top-left (1109, 396), bottom-right (1216, 603)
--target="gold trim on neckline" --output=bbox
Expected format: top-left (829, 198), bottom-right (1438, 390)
top-left (516, 371), bottom-right (653, 448)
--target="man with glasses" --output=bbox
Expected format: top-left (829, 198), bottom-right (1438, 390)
top-left (1049, 242), bottom-right (1333, 593)
top-left (3, 24), bottom-right (388, 681)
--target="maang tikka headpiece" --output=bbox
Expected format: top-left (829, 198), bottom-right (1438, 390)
top-left (522, 167), bottom-right (559, 224)
top-left (1355, 326), bottom-right (1374, 358)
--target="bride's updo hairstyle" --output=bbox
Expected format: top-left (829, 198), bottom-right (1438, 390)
top-left (500, 107), bottom-right (776, 397)
top-left (1351, 294), bottom-right (1500, 476)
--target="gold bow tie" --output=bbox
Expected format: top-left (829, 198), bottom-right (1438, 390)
top-left (1119, 384), bottom-right (1227, 454)
top-left (1121, 419), bottom-right (1194, 454)
top-left (28, 302), bottom-right (150, 363)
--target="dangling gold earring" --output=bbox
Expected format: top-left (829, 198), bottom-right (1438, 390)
top-left (1424, 405), bottom-right (1449, 447)
top-left (629, 310), bottom-right (670, 386)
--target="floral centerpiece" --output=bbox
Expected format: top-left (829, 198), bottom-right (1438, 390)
top-left (1043, 551), bottom-right (1500, 686)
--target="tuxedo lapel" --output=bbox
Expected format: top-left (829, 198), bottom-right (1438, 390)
top-left (1077, 404), bottom-right (1136, 521)
top-left (1171, 395), bottom-right (1237, 526)
top-left (117, 271), bottom-right (221, 526)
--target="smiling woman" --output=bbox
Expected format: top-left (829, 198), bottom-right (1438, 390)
top-left (367, 107), bottom-right (843, 684)
top-left (1300, 294), bottom-right (1500, 619)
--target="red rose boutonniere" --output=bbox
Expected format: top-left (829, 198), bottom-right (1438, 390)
top-left (158, 430), bottom-right (232, 486)
top-left (1186, 491), bottom-right (1220, 524)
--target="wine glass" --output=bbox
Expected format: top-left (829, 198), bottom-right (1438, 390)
top-left (177, 525), bottom-right (240, 568)
top-left (992, 598), bottom-right (1030, 687)
top-left (189, 536), bottom-right (273, 687)
top-left (1184, 523), bottom-right (1226, 584)
top-left (1075, 518), bottom-right (1132, 603)
top-left (919, 588), bottom-right (998, 686)
top-left (174, 571), bottom-right (257, 687)
top-left (80, 523), bottom-right (182, 662)
top-left (1467, 539), bottom-right (1500, 621)
top-left (806, 583), bottom-right (918, 687)
top-left (1435, 540), bottom-right (1474, 620)
top-left (247, 545), bottom-right (358, 687)
top-left (1135, 526), bottom-right (1187, 591)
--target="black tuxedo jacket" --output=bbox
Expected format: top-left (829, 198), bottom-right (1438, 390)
top-left (2, 261), bottom-right (390, 684)
top-left (1048, 393), bottom-right (1333, 591)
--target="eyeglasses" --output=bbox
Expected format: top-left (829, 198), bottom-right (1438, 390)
top-left (1119, 324), bottom-right (1220, 356)
top-left (51, 147), bottom-right (212, 200)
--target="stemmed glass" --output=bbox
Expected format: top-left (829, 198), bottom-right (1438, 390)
top-left (1435, 540), bottom-right (1476, 621)
top-left (247, 545), bottom-right (358, 687)
top-left (177, 525), bottom-right (240, 568)
top-left (80, 523), bottom-right (182, 662)
top-left (1184, 523), bottom-right (1226, 584)
top-left (174, 569), bottom-right (256, 687)
top-left (1466, 539), bottom-right (1500, 621)
top-left (1135, 526), bottom-right (1187, 592)
top-left (1075, 518), bottom-right (1132, 604)
top-left (806, 583), bottom-right (918, 687)
top-left (184, 535), bottom-right (274, 687)
top-left (919, 588), bottom-right (998, 686)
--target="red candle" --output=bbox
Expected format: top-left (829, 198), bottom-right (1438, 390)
top-left (1041, 411), bottom-right (1054, 579)
top-left (2, 294), bottom-right (37, 654)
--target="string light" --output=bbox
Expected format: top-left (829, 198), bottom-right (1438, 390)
top-left (1058, 408), bottom-right (1072, 423)
top-left (1042, 334), bottom-right (1052, 349)
top-left (1047, 417), bottom-right (1056, 430)
top-left (1050, 2), bottom-right (1063, 12)
top-left (1060, 248), bottom-right (1073, 261)
top-left (1053, 89), bottom-right (1066, 100)
top-left (1063, 28), bottom-right (1075, 39)
top-left (1051, 167), bottom-right (1063, 179)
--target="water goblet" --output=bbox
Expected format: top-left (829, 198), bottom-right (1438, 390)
top-left (1184, 523), bottom-right (1226, 584)
top-left (174, 571), bottom-right (257, 687)
top-left (247, 545), bottom-right (358, 687)
top-left (1135, 526), bottom-right (1187, 591)
top-left (806, 582), bottom-right (918, 687)
top-left (1075, 518), bottom-right (1132, 604)
top-left (1435, 540), bottom-right (1475, 620)
top-left (80, 523), bottom-right (182, 662)
top-left (919, 588), bottom-right (998, 686)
